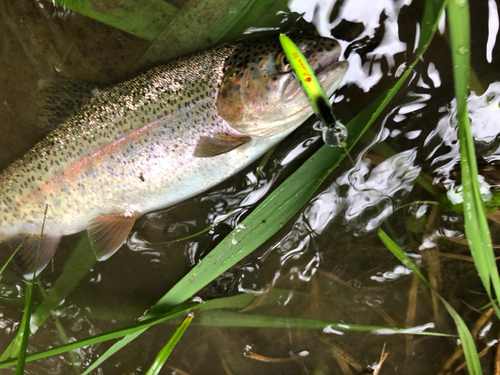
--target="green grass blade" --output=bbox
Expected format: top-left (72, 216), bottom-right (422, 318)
top-left (30, 235), bottom-right (96, 334)
top-left (15, 206), bottom-right (47, 374)
top-left (377, 229), bottom-right (430, 288)
top-left (137, 0), bottom-right (292, 66)
top-left (0, 290), bottom-right (455, 370)
top-left (0, 295), bottom-right (255, 370)
top-left (448, 0), bottom-right (500, 308)
top-left (194, 310), bottom-right (452, 337)
top-left (80, 293), bottom-right (264, 375)
top-left (0, 302), bottom-right (197, 370)
top-left (82, 1), bottom-right (447, 371)
top-left (145, 312), bottom-right (195, 375)
top-left (81, 328), bottom-right (141, 374)
top-left (52, 0), bottom-right (177, 41)
top-left (1, 234), bottom-right (96, 361)
top-left (440, 298), bottom-right (483, 375)
top-left (378, 229), bottom-right (482, 375)
top-left (15, 279), bottom-right (35, 374)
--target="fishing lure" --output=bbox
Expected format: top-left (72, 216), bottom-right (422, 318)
top-left (279, 34), bottom-right (347, 147)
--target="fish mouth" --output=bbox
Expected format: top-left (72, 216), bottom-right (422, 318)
top-left (305, 38), bottom-right (342, 76)
top-left (311, 43), bottom-right (348, 93)
top-left (314, 59), bottom-right (349, 98)
top-left (312, 51), bottom-right (341, 76)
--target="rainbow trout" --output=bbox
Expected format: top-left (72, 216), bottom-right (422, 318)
top-left (0, 36), bottom-right (348, 276)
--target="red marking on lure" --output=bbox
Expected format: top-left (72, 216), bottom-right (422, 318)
top-left (291, 52), bottom-right (312, 83)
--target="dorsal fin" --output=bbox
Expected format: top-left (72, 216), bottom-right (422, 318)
top-left (9, 235), bottom-right (61, 279)
top-left (194, 136), bottom-right (251, 158)
top-left (87, 212), bottom-right (137, 261)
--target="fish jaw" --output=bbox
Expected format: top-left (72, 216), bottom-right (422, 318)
top-left (318, 61), bottom-right (349, 98)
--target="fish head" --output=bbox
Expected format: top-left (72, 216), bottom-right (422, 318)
top-left (217, 36), bottom-right (349, 137)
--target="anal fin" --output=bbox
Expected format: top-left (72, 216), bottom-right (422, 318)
top-left (10, 234), bottom-right (61, 279)
top-left (194, 136), bottom-right (251, 158)
top-left (87, 212), bottom-right (137, 261)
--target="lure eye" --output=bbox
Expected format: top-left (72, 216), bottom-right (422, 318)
top-left (275, 51), bottom-right (292, 73)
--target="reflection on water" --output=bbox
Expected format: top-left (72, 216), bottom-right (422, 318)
top-left (337, 148), bottom-right (421, 233)
top-left (427, 81), bottom-right (500, 192)
top-left (1, 0), bottom-right (500, 374)
top-left (371, 264), bottom-right (412, 282)
top-left (487, 0), bottom-right (499, 63)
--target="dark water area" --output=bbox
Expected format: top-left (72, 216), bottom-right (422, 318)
top-left (1, 0), bottom-right (500, 374)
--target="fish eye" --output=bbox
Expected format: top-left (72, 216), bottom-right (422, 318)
top-left (275, 51), bottom-right (292, 73)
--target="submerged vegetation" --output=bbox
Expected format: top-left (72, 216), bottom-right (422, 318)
top-left (1, 0), bottom-right (500, 373)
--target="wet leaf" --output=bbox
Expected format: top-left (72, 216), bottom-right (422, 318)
top-left (145, 312), bottom-right (195, 375)
top-left (448, 0), bottom-right (500, 318)
top-left (0, 291), bottom-right (453, 371)
top-left (15, 207), bottom-right (47, 374)
top-left (52, 0), bottom-right (293, 68)
top-left (0, 234), bottom-right (96, 360)
top-left (52, 0), bottom-right (178, 41)
top-left (136, 0), bottom-right (293, 67)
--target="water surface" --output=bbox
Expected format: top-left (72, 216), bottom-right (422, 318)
top-left (1, 0), bottom-right (500, 374)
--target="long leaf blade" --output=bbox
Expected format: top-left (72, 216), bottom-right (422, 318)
top-left (15, 280), bottom-right (34, 375)
top-left (448, 0), bottom-right (500, 309)
top-left (145, 312), bottom-right (195, 375)
top-left (52, 0), bottom-right (177, 41)
top-left (378, 229), bottom-right (482, 375)
top-left (0, 301), bottom-right (453, 370)
top-left (15, 206), bottom-right (47, 374)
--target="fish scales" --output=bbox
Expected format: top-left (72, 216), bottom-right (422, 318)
top-left (0, 45), bottom-right (240, 236)
top-left (0, 36), bottom-right (348, 274)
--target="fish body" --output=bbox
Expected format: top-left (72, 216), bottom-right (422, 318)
top-left (0, 36), bottom-right (348, 273)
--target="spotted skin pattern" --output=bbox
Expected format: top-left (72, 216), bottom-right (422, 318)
top-left (0, 37), bottom-right (347, 248)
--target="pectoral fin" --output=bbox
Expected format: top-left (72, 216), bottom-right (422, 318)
top-left (87, 212), bottom-right (137, 261)
top-left (194, 136), bottom-right (251, 158)
top-left (10, 234), bottom-right (61, 279)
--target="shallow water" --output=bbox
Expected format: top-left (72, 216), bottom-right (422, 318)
top-left (1, 0), bottom-right (500, 374)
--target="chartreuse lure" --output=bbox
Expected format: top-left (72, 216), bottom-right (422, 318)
top-left (279, 34), bottom-right (347, 147)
